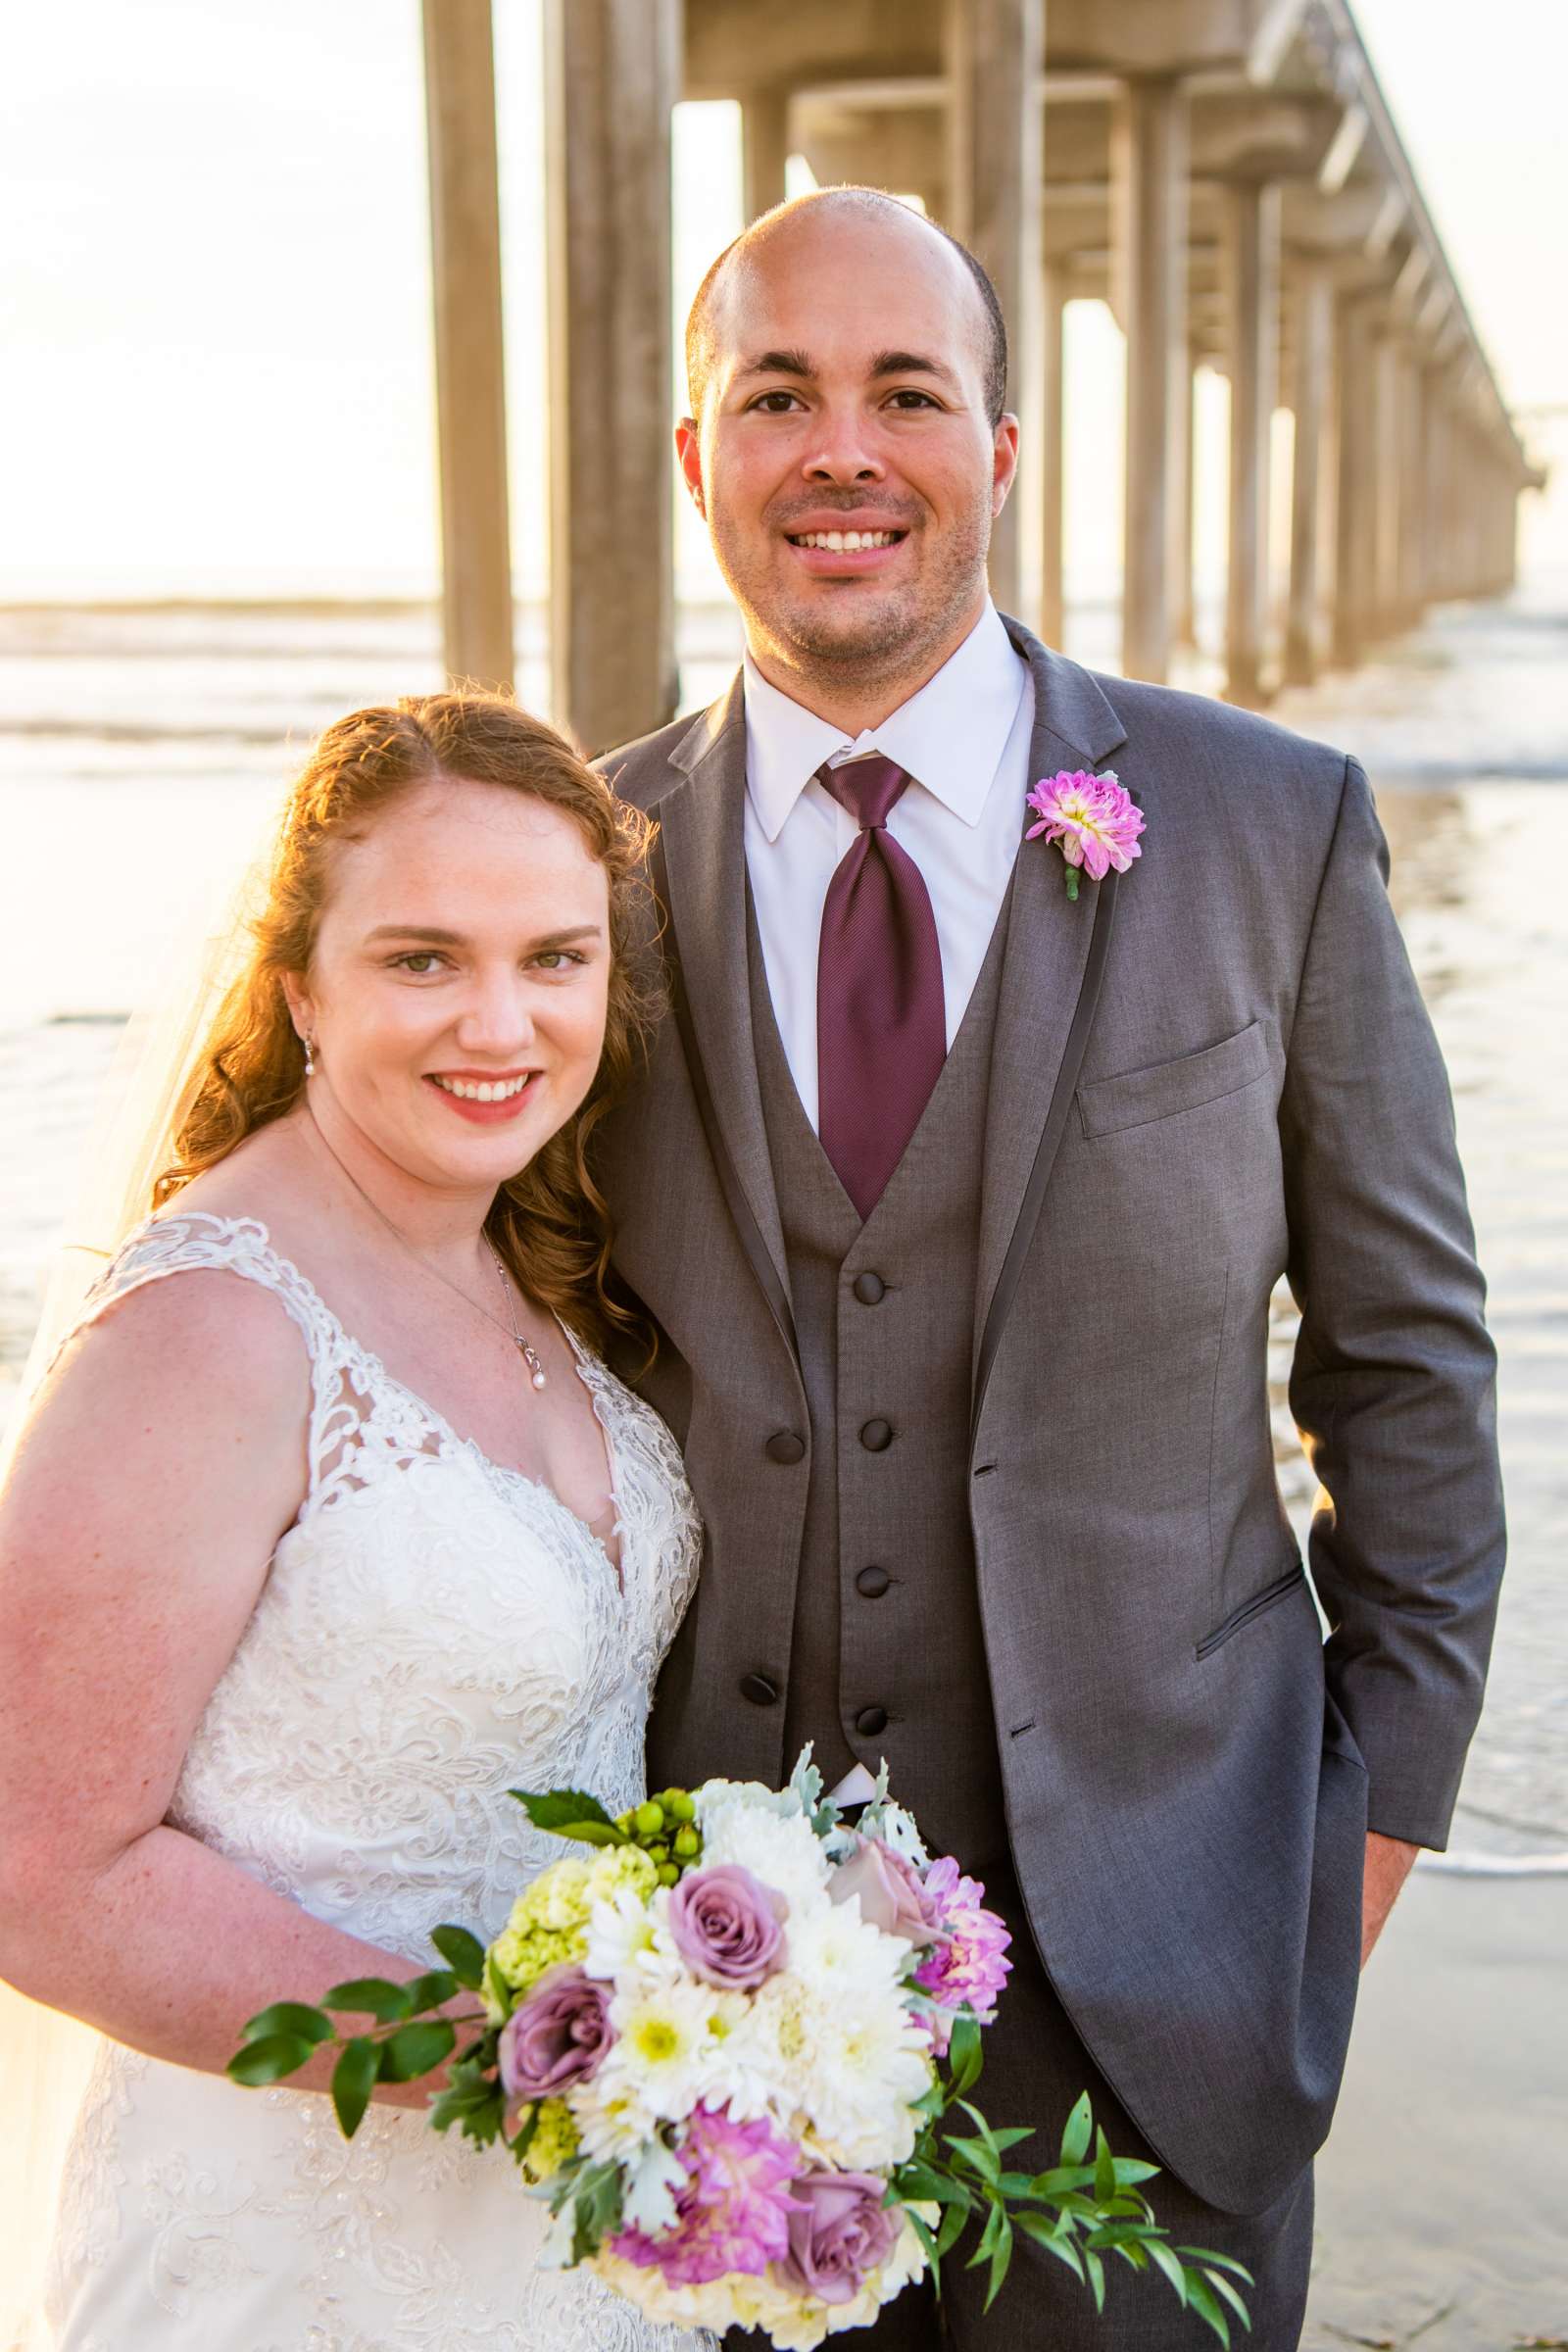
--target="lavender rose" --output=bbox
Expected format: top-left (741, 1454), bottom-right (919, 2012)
top-left (828, 1837), bottom-right (943, 1950)
top-left (497, 1963), bottom-right (612, 2100)
top-left (668, 1863), bottom-right (788, 1988)
top-left (778, 2170), bottom-right (901, 2304)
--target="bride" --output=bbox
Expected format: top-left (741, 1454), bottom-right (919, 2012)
top-left (0, 693), bottom-right (709, 2350)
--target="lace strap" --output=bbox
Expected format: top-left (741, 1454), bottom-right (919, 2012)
top-left (55, 1211), bottom-right (346, 1478)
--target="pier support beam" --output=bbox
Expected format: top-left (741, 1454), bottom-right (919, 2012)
top-left (1371, 328), bottom-right (1405, 637)
top-left (1170, 340), bottom-right (1198, 651)
top-left (1041, 260), bottom-right (1067, 648)
top-left (1113, 76), bottom-right (1188, 682)
top-left (1332, 296), bottom-right (1376, 666)
top-left (1222, 179), bottom-right (1280, 706)
top-left (422, 0), bottom-right (514, 691)
top-left (545, 0), bottom-right (679, 752)
top-left (1284, 259), bottom-right (1332, 686)
top-left (946, 0), bottom-right (1045, 620)
top-left (743, 88), bottom-right (791, 221)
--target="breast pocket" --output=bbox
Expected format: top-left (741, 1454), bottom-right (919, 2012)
top-left (1077, 1020), bottom-right (1271, 1140)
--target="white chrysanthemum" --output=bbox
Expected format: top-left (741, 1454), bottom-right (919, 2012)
top-left (571, 2067), bottom-right (660, 2164)
top-left (698, 1797), bottom-right (833, 1921)
top-left (583, 1883), bottom-right (669, 1984)
top-left (735, 1910), bottom-right (932, 2170)
top-left (598, 1969), bottom-right (726, 2125)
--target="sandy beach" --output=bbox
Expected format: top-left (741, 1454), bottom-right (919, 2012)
top-left (1306, 1874), bottom-right (1568, 2349)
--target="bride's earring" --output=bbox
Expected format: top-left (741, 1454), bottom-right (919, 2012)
top-left (302, 1034), bottom-right (317, 1078)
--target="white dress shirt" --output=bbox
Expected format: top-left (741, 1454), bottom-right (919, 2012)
top-left (743, 601), bottom-right (1035, 1131)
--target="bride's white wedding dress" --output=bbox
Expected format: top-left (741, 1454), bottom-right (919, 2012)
top-left (39, 1210), bottom-right (710, 2352)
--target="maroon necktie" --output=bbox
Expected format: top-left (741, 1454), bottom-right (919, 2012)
top-left (815, 755), bottom-right (946, 1220)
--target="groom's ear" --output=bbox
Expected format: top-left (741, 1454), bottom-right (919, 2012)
top-left (675, 418), bottom-right (707, 518)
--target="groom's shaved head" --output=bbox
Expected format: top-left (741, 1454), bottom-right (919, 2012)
top-left (685, 187), bottom-right (1008, 427)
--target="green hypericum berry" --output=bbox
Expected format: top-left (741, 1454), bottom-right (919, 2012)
top-left (648, 1842), bottom-right (670, 1866)
top-left (672, 1827), bottom-right (701, 1859)
top-left (657, 1862), bottom-right (680, 1887)
top-left (667, 1791), bottom-right (697, 1824)
top-left (634, 1800), bottom-right (665, 1838)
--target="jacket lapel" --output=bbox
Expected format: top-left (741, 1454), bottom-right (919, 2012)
top-left (648, 678), bottom-right (796, 1349)
top-left (972, 622), bottom-right (1129, 1425)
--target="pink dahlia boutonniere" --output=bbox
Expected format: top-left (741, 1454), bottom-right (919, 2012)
top-left (1025, 769), bottom-right (1145, 901)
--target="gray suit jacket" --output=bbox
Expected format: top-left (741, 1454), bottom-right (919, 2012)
top-left (593, 621), bottom-right (1504, 2213)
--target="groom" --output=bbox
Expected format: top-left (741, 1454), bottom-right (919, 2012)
top-left (594, 188), bottom-right (1503, 2347)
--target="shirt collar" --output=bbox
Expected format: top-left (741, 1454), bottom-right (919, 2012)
top-left (743, 601), bottom-right (1028, 844)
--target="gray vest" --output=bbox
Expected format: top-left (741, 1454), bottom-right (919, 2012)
top-left (748, 891), bottom-right (1011, 1857)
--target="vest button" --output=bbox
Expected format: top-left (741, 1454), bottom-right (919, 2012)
top-left (858, 1418), bottom-right (893, 1452)
top-left (856, 1565), bottom-right (891, 1598)
top-left (856, 1704), bottom-right (889, 1738)
top-left (740, 1672), bottom-right (779, 1706)
top-left (765, 1431), bottom-right (806, 1465)
top-left (853, 1272), bottom-right (886, 1304)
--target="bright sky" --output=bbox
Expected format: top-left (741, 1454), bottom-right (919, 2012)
top-left (2, 0), bottom-right (1564, 600)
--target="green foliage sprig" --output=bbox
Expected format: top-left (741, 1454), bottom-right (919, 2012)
top-left (892, 2015), bottom-right (1252, 2344)
top-left (225, 1922), bottom-right (515, 2149)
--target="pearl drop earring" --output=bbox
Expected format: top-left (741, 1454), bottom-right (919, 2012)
top-left (302, 1035), bottom-right (317, 1077)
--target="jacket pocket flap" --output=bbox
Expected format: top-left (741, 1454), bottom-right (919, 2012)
top-left (1078, 1020), bottom-right (1270, 1140)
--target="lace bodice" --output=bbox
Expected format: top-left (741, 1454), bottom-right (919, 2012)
top-left (40, 1211), bottom-right (709, 2352)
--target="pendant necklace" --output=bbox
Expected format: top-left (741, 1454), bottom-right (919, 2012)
top-left (305, 1109), bottom-right (548, 1393)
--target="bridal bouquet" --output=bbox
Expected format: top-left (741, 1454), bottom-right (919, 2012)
top-left (229, 1753), bottom-right (1250, 2344)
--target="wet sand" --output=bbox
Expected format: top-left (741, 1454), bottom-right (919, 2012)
top-left (1306, 1874), bottom-right (1568, 2350)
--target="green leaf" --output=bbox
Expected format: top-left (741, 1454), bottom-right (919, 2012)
top-left (968, 2198), bottom-right (1006, 2265)
top-left (1093, 2127), bottom-right (1117, 2207)
top-left (1026, 2160), bottom-right (1096, 2199)
top-left (943, 2133), bottom-right (1000, 2188)
top-left (507, 2103), bottom-right (541, 2167)
top-left (1177, 2247), bottom-right (1254, 2282)
top-left (226, 2031), bottom-right (318, 2086)
top-left (935, 2198), bottom-right (969, 2260)
top-left (331, 2036), bottom-right (381, 2137)
top-left (399, 1970), bottom-right (459, 2015)
top-left (238, 2001), bottom-right (334, 2048)
top-left (1083, 2245), bottom-right (1106, 2314)
top-left (379, 2019), bottom-right (457, 2082)
top-left (1202, 2268), bottom-right (1252, 2330)
top-left (945, 2011), bottom-right (983, 2097)
top-left (320, 1977), bottom-right (414, 2024)
top-left (1059, 2091), bottom-right (1093, 2167)
top-left (510, 1788), bottom-right (626, 1843)
top-left (986, 2127), bottom-right (1038, 2155)
top-left (1112, 2156), bottom-right (1161, 2187)
top-left (430, 1925), bottom-right (488, 1989)
top-left (1145, 2237), bottom-right (1189, 2305)
top-left (1184, 2271), bottom-right (1231, 2346)
top-left (1015, 2212), bottom-right (1085, 2281)
top-left (428, 2057), bottom-right (506, 2143)
top-left (893, 2160), bottom-right (969, 2208)
top-left (982, 2214), bottom-right (1013, 2312)
top-left (906, 2204), bottom-right (943, 2294)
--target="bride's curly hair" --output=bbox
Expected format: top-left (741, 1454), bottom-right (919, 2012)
top-left (155, 690), bottom-right (661, 1351)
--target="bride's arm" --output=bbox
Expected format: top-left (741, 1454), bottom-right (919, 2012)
top-left (0, 1270), bottom-right (456, 2110)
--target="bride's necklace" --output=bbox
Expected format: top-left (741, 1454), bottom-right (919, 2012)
top-left (305, 1109), bottom-right (548, 1392)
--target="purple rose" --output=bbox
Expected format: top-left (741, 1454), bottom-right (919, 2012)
top-left (668, 1863), bottom-right (788, 1989)
top-left (828, 1838), bottom-right (943, 1950)
top-left (497, 1964), bottom-right (612, 2099)
top-left (778, 2170), bottom-right (901, 2304)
